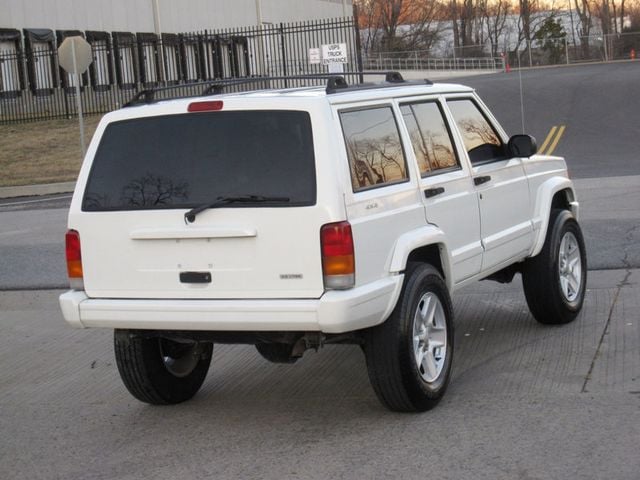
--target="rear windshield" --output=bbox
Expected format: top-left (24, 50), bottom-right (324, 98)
top-left (82, 110), bottom-right (316, 211)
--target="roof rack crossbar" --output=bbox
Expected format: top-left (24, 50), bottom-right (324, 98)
top-left (123, 80), bottom-right (228, 107)
top-left (123, 71), bottom-right (434, 107)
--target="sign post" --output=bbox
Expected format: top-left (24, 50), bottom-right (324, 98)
top-left (58, 36), bottom-right (93, 156)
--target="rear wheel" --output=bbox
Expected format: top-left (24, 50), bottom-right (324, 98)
top-left (522, 209), bottom-right (587, 324)
top-left (364, 263), bottom-right (454, 412)
top-left (114, 330), bottom-right (213, 405)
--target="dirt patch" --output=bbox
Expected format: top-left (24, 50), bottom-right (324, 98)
top-left (0, 116), bottom-right (101, 187)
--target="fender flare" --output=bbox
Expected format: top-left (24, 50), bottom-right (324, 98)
top-left (388, 225), bottom-right (454, 291)
top-left (530, 177), bottom-right (578, 257)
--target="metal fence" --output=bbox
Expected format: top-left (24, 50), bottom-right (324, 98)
top-left (363, 53), bottom-right (504, 71)
top-left (507, 32), bottom-right (640, 68)
top-left (0, 17), bottom-right (361, 124)
top-left (363, 32), bottom-right (640, 72)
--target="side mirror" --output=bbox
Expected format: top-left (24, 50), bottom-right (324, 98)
top-left (507, 134), bottom-right (537, 158)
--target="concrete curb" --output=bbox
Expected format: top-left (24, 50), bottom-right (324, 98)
top-left (0, 181), bottom-right (75, 199)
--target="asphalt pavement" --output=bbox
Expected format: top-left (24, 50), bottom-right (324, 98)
top-left (1, 270), bottom-right (638, 479)
top-left (1, 63), bottom-right (639, 479)
top-left (458, 61), bottom-right (640, 179)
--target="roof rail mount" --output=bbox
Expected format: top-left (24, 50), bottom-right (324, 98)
top-left (124, 71), bottom-right (434, 107)
top-left (326, 76), bottom-right (348, 91)
top-left (385, 72), bottom-right (404, 83)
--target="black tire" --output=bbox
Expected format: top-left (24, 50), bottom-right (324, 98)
top-left (522, 209), bottom-right (587, 324)
top-left (255, 343), bottom-right (299, 364)
top-left (364, 263), bottom-right (454, 412)
top-left (114, 330), bottom-right (213, 405)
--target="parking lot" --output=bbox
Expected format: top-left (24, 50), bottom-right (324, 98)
top-left (1, 63), bottom-right (639, 479)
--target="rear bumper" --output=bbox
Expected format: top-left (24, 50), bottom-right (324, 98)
top-left (59, 275), bottom-right (404, 334)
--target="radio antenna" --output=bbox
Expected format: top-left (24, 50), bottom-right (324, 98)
top-left (518, 52), bottom-right (525, 133)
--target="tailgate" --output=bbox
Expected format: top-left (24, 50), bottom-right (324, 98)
top-left (73, 107), bottom-right (327, 299)
top-left (75, 208), bottom-right (326, 299)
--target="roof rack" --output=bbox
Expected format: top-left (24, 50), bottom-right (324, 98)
top-left (123, 72), bottom-right (433, 108)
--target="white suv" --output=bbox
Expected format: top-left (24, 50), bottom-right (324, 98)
top-left (60, 73), bottom-right (587, 411)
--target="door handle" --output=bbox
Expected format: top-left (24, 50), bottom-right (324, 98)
top-left (474, 175), bottom-right (492, 186)
top-left (424, 187), bottom-right (445, 198)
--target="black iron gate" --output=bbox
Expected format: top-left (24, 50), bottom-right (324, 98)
top-left (0, 17), bottom-right (361, 124)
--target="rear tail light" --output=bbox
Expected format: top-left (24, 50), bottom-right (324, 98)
top-left (320, 221), bottom-right (355, 290)
top-left (65, 229), bottom-right (84, 290)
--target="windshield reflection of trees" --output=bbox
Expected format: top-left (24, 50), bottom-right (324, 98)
top-left (409, 129), bottom-right (455, 171)
top-left (347, 135), bottom-right (406, 189)
top-left (83, 173), bottom-right (190, 209)
top-left (459, 119), bottom-right (500, 148)
top-left (121, 174), bottom-right (189, 207)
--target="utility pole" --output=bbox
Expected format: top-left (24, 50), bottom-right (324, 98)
top-left (151, 0), bottom-right (165, 83)
top-left (568, 0), bottom-right (577, 50)
top-left (255, 0), bottom-right (263, 24)
top-left (255, 0), bottom-right (267, 77)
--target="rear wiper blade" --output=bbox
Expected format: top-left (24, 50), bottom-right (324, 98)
top-left (184, 195), bottom-right (290, 223)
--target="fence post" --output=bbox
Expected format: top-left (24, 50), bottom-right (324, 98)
top-left (279, 23), bottom-right (288, 87)
top-left (352, 13), bottom-right (364, 83)
top-left (565, 37), bottom-right (569, 64)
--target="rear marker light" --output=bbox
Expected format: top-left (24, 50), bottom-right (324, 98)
top-left (65, 229), bottom-right (84, 289)
top-left (187, 100), bottom-right (224, 112)
top-left (320, 221), bottom-right (355, 290)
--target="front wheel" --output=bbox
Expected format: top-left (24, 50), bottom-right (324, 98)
top-left (114, 330), bottom-right (213, 405)
top-left (364, 263), bottom-right (454, 412)
top-left (522, 209), bottom-right (587, 324)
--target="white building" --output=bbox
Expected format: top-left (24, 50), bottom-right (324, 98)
top-left (0, 0), bottom-right (356, 99)
top-left (0, 0), bottom-right (353, 33)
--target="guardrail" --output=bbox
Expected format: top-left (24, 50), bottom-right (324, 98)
top-left (362, 55), bottom-right (504, 71)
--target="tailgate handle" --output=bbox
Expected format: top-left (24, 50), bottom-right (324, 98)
top-left (179, 272), bottom-right (212, 284)
top-left (424, 187), bottom-right (445, 198)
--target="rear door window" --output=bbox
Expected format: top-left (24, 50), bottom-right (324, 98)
top-left (339, 106), bottom-right (409, 192)
top-left (82, 110), bottom-right (316, 211)
top-left (400, 102), bottom-right (460, 176)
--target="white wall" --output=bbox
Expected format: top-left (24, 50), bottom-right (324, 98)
top-left (0, 0), bottom-right (353, 33)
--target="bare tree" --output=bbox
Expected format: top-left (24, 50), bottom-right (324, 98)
top-left (355, 0), bottom-right (446, 53)
top-left (596, 0), bottom-right (614, 34)
top-left (510, 0), bottom-right (562, 65)
top-left (574, 0), bottom-right (593, 58)
top-left (450, 0), bottom-right (481, 51)
top-left (479, 0), bottom-right (512, 55)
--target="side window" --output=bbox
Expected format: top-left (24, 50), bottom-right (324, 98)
top-left (447, 99), bottom-right (504, 164)
top-left (340, 106), bottom-right (409, 192)
top-left (400, 102), bottom-right (459, 176)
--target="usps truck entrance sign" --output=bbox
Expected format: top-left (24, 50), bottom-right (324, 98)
top-left (321, 43), bottom-right (347, 73)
